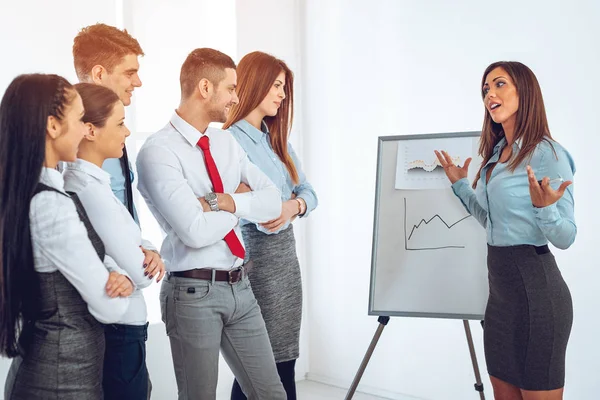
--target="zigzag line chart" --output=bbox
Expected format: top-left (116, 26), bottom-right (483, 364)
top-left (403, 198), bottom-right (472, 251)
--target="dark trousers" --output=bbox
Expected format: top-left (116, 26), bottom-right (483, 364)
top-left (103, 323), bottom-right (150, 400)
top-left (231, 359), bottom-right (297, 400)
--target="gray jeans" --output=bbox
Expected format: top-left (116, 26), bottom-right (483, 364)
top-left (160, 273), bottom-right (286, 400)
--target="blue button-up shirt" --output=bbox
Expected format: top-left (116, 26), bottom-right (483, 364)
top-left (451, 137), bottom-right (576, 249)
top-left (102, 157), bottom-right (139, 224)
top-left (228, 119), bottom-right (318, 234)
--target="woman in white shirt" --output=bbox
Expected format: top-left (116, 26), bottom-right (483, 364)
top-left (63, 82), bottom-right (165, 400)
top-left (1, 74), bottom-right (132, 400)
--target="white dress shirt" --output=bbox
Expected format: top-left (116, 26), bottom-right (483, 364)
top-left (136, 112), bottom-right (282, 272)
top-left (31, 168), bottom-right (129, 324)
top-left (63, 159), bottom-right (150, 325)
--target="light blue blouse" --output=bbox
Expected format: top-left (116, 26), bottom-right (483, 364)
top-left (228, 119), bottom-right (318, 234)
top-left (451, 137), bottom-right (576, 249)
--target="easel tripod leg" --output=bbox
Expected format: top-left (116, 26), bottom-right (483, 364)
top-left (344, 316), bottom-right (390, 400)
top-left (463, 320), bottom-right (485, 400)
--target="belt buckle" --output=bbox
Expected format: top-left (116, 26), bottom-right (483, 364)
top-left (228, 266), bottom-right (243, 285)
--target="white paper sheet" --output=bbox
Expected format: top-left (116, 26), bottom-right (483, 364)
top-left (395, 137), bottom-right (474, 190)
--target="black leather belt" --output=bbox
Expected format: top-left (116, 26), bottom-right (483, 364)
top-left (534, 245), bottom-right (550, 255)
top-left (170, 261), bottom-right (253, 284)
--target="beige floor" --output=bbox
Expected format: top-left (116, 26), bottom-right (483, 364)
top-left (214, 380), bottom-right (390, 400)
top-left (294, 380), bottom-right (390, 399)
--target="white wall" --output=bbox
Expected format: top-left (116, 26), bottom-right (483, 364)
top-left (126, 0), bottom-right (237, 135)
top-left (301, 0), bottom-right (600, 399)
top-left (0, 0), bottom-right (118, 92)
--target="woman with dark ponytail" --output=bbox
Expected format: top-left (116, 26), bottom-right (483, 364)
top-left (0, 74), bottom-right (132, 399)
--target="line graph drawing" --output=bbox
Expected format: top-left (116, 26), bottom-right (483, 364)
top-left (404, 198), bottom-right (472, 251)
top-left (407, 156), bottom-right (465, 173)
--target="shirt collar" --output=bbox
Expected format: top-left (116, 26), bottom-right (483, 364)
top-left (232, 119), bottom-right (269, 143)
top-left (65, 159), bottom-right (111, 185)
top-left (493, 135), bottom-right (524, 156)
top-left (170, 111), bottom-right (204, 147)
top-left (493, 137), bottom-right (506, 153)
top-left (515, 136), bottom-right (524, 149)
top-left (40, 167), bottom-right (66, 193)
top-left (488, 135), bottom-right (524, 168)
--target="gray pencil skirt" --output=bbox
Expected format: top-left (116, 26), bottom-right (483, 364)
top-left (242, 223), bottom-right (302, 363)
top-left (485, 244), bottom-right (573, 390)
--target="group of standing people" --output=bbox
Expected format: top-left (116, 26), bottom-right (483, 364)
top-left (0, 23), bottom-right (316, 400)
top-left (0, 19), bottom-right (578, 400)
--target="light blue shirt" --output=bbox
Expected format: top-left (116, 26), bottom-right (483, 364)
top-left (451, 137), bottom-right (576, 249)
top-left (228, 119), bottom-right (318, 234)
top-left (102, 157), bottom-right (139, 224)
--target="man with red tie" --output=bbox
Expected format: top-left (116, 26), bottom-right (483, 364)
top-left (136, 48), bottom-right (286, 400)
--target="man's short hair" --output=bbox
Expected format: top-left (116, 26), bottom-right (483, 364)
top-left (73, 23), bottom-right (144, 81)
top-left (180, 48), bottom-right (236, 99)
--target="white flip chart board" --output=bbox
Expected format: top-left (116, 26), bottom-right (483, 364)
top-left (369, 132), bottom-right (488, 319)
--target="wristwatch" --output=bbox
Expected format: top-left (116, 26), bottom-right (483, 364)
top-left (205, 192), bottom-right (219, 212)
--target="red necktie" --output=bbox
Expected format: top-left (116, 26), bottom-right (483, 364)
top-left (197, 135), bottom-right (245, 259)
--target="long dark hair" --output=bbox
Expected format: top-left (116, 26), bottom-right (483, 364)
top-left (0, 74), bottom-right (74, 357)
top-left (473, 61), bottom-right (552, 188)
top-left (120, 147), bottom-right (135, 217)
top-left (223, 51), bottom-right (298, 184)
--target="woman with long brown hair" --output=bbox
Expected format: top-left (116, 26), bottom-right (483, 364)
top-left (223, 51), bottom-right (318, 400)
top-left (435, 61), bottom-right (575, 400)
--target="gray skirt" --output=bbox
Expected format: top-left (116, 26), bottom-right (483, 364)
top-left (4, 272), bottom-right (105, 400)
top-left (485, 244), bottom-right (573, 390)
top-left (242, 223), bottom-right (302, 363)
